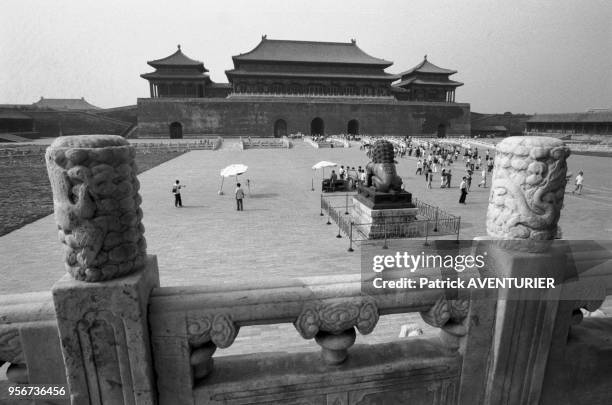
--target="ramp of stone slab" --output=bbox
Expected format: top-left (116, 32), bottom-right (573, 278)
top-left (0, 133), bottom-right (31, 142)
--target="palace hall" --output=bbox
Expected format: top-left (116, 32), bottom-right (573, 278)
top-left (137, 37), bottom-right (470, 138)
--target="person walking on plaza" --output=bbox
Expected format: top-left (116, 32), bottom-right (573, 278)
top-left (427, 168), bottom-right (433, 189)
top-left (235, 183), bottom-right (245, 211)
top-left (330, 170), bottom-right (338, 192)
top-left (440, 169), bottom-right (447, 188)
top-left (172, 180), bottom-right (185, 207)
top-left (466, 169), bottom-right (473, 191)
top-left (416, 159), bottom-right (423, 175)
top-left (487, 157), bottom-right (494, 173)
top-left (459, 177), bottom-right (468, 204)
top-left (478, 167), bottom-right (487, 188)
top-left (446, 169), bottom-right (452, 188)
top-left (572, 171), bottom-right (584, 195)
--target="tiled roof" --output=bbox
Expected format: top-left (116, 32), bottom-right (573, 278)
top-left (32, 97), bottom-right (99, 110)
top-left (472, 125), bottom-right (508, 131)
top-left (147, 46), bottom-right (208, 72)
top-left (527, 111), bottom-right (612, 123)
top-left (398, 57), bottom-right (457, 76)
top-left (233, 38), bottom-right (393, 67)
top-left (393, 78), bottom-right (463, 87)
top-left (0, 110), bottom-right (33, 120)
top-left (140, 72), bottom-right (210, 80)
top-left (226, 69), bottom-right (397, 80)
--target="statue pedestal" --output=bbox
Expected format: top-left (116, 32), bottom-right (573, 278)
top-left (351, 197), bottom-right (422, 239)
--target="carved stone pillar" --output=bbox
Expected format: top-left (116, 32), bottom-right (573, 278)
top-left (477, 136), bottom-right (573, 405)
top-left (45, 135), bottom-right (147, 282)
top-left (47, 135), bottom-right (159, 405)
top-left (486, 136), bottom-right (570, 241)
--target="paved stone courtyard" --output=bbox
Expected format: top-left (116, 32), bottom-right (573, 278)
top-left (1, 139), bottom-right (610, 355)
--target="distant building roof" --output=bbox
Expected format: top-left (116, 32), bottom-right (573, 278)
top-left (233, 37), bottom-right (393, 67)
top-left (225, 70), bottom-right (396, 80)
top-left (140, 72), bottom-right (210, 80)
top-left (398, 56), bottom-right (457, 76)
top-left (147, 45), bottom-right (208, 72)
top-left (208, 83), bottom-right (232, 88)
top-left (527, 110), bottom-right (612, 123)
top-left (32, 97), bottom-right (99, 111)
top-left (0, 109), bottom-right (33, 120)
top-left (393, 77), bottom-right (463, 87)
top-left (472, 125), bottom-right (508, 132)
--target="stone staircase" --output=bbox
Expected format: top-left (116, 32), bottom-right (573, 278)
top-left (241, 138), bottom-right (290, 149)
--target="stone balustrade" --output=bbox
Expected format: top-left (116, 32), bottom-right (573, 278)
top-left (0, 292), bottom-right (68, 404)
top-left (239, 137), bottom-right (291, 150)
top-left (328, 136), bottom-right (350, 147)
top-left (148, 272), bottom-right (478, 404)
top-left (303, 136), bottom-right (320, 148)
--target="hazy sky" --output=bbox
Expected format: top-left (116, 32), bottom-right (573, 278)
top-left (1, 0), bottom-right (610, 113)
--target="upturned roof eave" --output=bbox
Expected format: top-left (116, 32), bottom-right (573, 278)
top-left (231, 56), bottom-right (392, 69)
top-left (231, 38), bottom-right (393, 67)
top-left (225, 69), bottom-right (398, 80)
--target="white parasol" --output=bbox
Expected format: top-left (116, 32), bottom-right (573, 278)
top-left (311, 161), bottom-right (337, 190)
top-left (219, 164), bottom-right (248, 195)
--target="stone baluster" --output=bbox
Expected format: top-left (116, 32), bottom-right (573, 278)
top-left (294, 297), bottom-right (379, 365)
top-left (420, 296), bottom-right (470, 352)
top-left (186, 312), bottom-right (239, 380)
top-left (46, 135), bottom-right (159, 405)
top-left (314, 328), bottom-right (356, 365)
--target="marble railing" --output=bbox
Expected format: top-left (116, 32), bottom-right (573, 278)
top-left (0, 292), bottom-right (68, 403)
top-left (303, 136), bottom-right (321, 148)
top-left (148, 273), bottom-right (474, 404)
top-left (239, 137), bottom-right (290, 149)
top-left (328, 136), bottom-right (350, 147)
top-left (133, 138), bottom-right (222, 150)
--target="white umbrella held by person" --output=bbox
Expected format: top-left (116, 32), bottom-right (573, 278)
top-left (218, 164), bottom-right (248, 195)
top-left (311, 161), bottom-right (337, 191)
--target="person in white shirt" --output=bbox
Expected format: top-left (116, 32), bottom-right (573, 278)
top-left (459, 177), bottom-right (468, 204)
top-left (478, 168), bottom-right (487, 188)
top-left (572, 171), bottom-right (584, 195)
top-left (172, 180), bottom-right (185, 207)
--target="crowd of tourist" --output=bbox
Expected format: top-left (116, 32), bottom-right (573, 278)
top-left (325, 164), bottom-right (368, 191)
top-left (357, 136), bottom-right (497, 205)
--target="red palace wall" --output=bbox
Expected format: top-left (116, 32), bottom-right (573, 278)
top-left (136, 97), bottom-right (470, 138)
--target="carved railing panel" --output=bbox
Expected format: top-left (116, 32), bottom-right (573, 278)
top-left (0, 292), bottom-right (67, 403)
top-left (149, 274), bottom-right (468, 405)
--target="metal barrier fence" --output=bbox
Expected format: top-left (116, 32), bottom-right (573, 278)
top-left (412, 197), bottom-right (461, 234)
top-left (320, 193), bottom-right (461, 251)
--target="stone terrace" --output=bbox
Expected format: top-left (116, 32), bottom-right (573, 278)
top-left (1, 139), bottom-right (611, 355)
